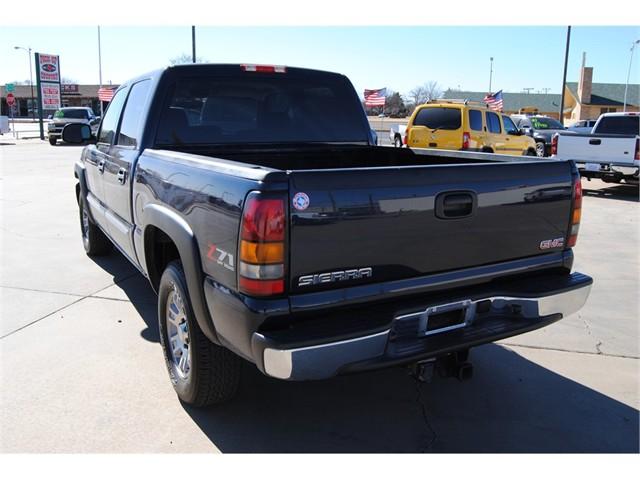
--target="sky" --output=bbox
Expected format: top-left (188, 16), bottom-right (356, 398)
top-left (1, 26), bottom-right (639, 97)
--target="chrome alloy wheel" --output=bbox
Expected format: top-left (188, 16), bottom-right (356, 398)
top-left (536, 142), bottom-right (546, 157)
top-left (166, 286), bottom-right (191, 379)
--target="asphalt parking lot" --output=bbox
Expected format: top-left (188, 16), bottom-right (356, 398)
top-left (1, 139), bottom-right (638, 453)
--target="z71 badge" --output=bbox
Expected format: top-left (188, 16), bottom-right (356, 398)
top-left (539, 237), bottom-right (565, 250)
top-left (298, 267), bottom-right (373, 287)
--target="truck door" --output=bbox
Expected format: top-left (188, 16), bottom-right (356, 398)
top-left (102, 79), bottom-right (151, 264)
top-left (501, 114), bottom-right (525, 155)
top-left (83, 87), bottom-right (129, 236)
top-left (485, 111), bottom-right (506, 153)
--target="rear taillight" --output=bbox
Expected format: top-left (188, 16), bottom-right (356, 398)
top-left (551, 134), bottom-right (558, 156)
top-left (239, 192), bottom-right (286, 296)
top-left (403, 128), bottom-right (409, 145)
top-left (567, 177), bottom-right (582, 248)
top-left (462, 132), bottom-right (470, 150)
top-left (634, 138), bottom-right (639, 161)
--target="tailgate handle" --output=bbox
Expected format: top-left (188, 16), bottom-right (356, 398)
top-left (436, 191), bottom-right (476, 219)
top-left (589, 139), bottom-right (601, 145)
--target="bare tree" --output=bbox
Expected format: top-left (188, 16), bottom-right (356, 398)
top-left (407, 81), bottom-right (442, 106)
top-left (170, 53), bottom-right (208, 65)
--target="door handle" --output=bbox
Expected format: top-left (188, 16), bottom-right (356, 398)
top-left (98, 160), bottom-right (105, 174)
top-left (435, 191), bottom-right (477, 219)
top-left (589, 139), bottom-right (601, 145)
top-left (117, 168), bottom-right (127, 185)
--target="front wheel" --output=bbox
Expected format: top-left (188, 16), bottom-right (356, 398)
top-left (78, 196), bottom-right (111, 256)
top-left (535, 141), bottom-right (546, 157)
top-left (49, 137), bottom-right (57, 146)
top-left (158, 260), bottom-right (241, 406)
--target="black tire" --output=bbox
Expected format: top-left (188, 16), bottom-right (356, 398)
top-left (535, 141), bottom-right (546, 157)
top-left (78, 196), bottom-right (111, 256)
top-left (394, 135), bottom-right (403, 148)
top-left (525, 148), bottom-right (537, 156)
top-left (49, 137), bottom-right (57, 146)
top-left (158, 260), bottom-right (241, 406)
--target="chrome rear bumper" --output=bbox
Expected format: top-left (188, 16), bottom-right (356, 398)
top-left (256, 273), bottom-right (592, 381)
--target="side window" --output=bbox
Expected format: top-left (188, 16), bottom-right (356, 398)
top-left (502, 115), bottom-right (518, 134)
top-left (97, 88), bottom-right (129, 145)
top-left (486, 111), bottom-right (502, 134)
top-left (468, 109), bottom-right (483, 131)
top-left (118, 80), bottom-right (151, 148)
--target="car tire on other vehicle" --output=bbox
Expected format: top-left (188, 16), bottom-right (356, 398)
top-left (78, 196), bottom-right (112, 256)
top-left (526, 148), bottom-right (537, 156)
top-left (49, 137), bottom-right (57, 146)
top-left (158, 260), bottom-right (242, 406)
top-left (535, 141), bottom-right (546, 157)
top-left (394, 135), bottom-right (403, 148)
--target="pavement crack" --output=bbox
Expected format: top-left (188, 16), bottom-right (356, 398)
top-left (0, 273), bottom-right (141, 341)
top-left (1, 285), bottom-right (84, 298)
top-left (581, 315), bottom-right (604, 355)
top-left (499, 342), bottom-right (638, 359)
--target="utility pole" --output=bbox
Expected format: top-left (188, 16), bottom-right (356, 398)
top-left (98, 26), bottom-right (103, 116)
top-left (489, 57), bottom-right (494, 94)
top-left (623, 40), bottom-right (640, 112)
top-left (192, 26), bottom-right (196, 63)
top-left (559, 26), bottom-right (571, 123)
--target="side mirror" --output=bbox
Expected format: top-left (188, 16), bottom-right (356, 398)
top-left (47, 114), bottom-right (53, 120)
top-left (508, 129), bottom-right (521, 136)
top-left (62, 123), bottom-right (94, 144)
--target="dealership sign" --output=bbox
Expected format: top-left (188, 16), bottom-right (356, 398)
top-left (38, 54), bottom-right (60, 83)
top-left (41, 82), bottom-right (61, 110)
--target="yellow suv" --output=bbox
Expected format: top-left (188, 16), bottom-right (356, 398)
top-left (404, 100), bottom-right (537, 156)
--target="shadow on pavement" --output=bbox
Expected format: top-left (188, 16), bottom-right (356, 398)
top-left (91, 249), bottom-right (639, 453)
top-left (583, 182), bottom-right (639, 203)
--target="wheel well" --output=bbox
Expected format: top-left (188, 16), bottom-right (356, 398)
top-left (144, 226), bottom-right (180, 291)
top-left (481, 147), bottom-right (494, 153)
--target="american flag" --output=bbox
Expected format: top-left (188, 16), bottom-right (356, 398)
top-left (483, 90), bottom-right (504, 112)
top-left (98, 87), bottom-right (116, 102)
top-left (364, 88), bottom-right (387, 107)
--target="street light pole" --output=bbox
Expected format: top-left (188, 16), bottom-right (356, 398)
top-left (623, 40), bottom-right (640, 112)
top-left (192, 26), bottom-right (196, 63)
top-left (559, 26), bottom-right (571, 123)
top-left (14, 46), bottom-right (35, 120)
top-left (98, 26), bottom-right (104, 116)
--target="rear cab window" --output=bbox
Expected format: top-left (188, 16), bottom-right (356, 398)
top-left (594, 116), bottom-right (640, 135)
top-left (155, 72), bottom-right (370, 146)
top-left (413, 107), bottom-right (461, 130)
top-left (468, 109), bottom-right (483, 131)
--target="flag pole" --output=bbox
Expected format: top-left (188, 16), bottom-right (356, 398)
top-left (98, 26), bottom-right (103, 116)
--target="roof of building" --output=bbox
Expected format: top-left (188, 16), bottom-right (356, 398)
top-left (566, 82), bottom-right (639, 107)
top-left (442, 90), bottom-right (562, 112)
top-left (0, 84), bottom-right (119, 98)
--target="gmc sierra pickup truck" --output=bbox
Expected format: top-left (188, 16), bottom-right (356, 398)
top-left (64, 64), bottom-right (592, 406)
top-left (553, 112), bottom-right (640, 185)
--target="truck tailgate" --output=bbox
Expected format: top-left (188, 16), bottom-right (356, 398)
top-left (556, 133), bottom-right (638, 165)
top-left (288, 160), bottom-right (574, 293)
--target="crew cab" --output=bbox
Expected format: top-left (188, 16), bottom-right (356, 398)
top-left (552, 112), bottom-right (640, 184)
top-left (64, 64), bottom-right (592, 406)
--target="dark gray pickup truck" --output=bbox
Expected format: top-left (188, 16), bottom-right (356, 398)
top-left (64, 64), bottom-right (592, 406)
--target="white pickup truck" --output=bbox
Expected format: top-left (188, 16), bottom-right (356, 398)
top-left (552, 112), bottom-right (640, 185)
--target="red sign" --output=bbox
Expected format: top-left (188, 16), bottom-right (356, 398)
top-left (6, 93), bottom-right (15, 106)
top-left (38, 54), bottom-right (60, 83)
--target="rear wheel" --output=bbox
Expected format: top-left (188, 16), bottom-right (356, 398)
top-left (158, 260), bottom-right (241, 406)
top-left (78, 196), bottom-right (111, 256)
top-left (535, 141), bottom-right (546, 157)
top-left (49, 137), bottom-right (57, 146)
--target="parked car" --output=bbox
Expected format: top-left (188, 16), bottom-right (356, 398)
top-left (511, 114), bottom-right (568, 157)
top-left (568, 119), bottom-right (597, 134)
top-left (405, 100), bottom-right (537, 156)
top-left (47, 107), bottom-right (99, 145)
top-left (63, 64), bottom-right (592, 406)
top-left (389, 123), bottom-right (407, 147)
top-left (553, 112), bottom-right (640, 184)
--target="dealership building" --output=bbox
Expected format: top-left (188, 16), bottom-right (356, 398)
top-left (0, 84), bottom-right (117, 118)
